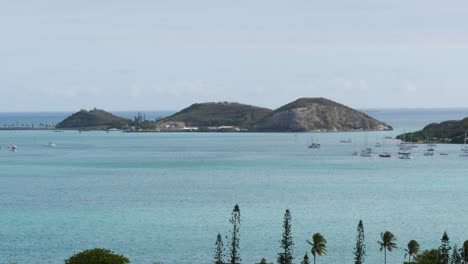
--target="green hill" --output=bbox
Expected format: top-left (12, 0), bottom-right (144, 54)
top-left (158, 102), bottom-right (272, 128)
top-left (56, 109), bottom-right (129, 129)
top-left (397, 117), bottom-right (468, 143)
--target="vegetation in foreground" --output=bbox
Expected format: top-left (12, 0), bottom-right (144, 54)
top-left (7, 205), bottom-right (468, 264)
top-left (64, 248), bottom-right (129, 264)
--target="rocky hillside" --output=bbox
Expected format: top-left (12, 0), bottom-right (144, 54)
top-left (158, 102), bottom-right (272, 128)
top-left (397, 118), bottom-right (468, 143)
top-left (56, 109), bottom-right (129, 129)
top-left (255, 98), bottom-right (392, 132)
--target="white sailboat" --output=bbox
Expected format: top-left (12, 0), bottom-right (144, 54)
top-left (360, 135), bottom-right (372, 157)
top-left (460, 132), bottom-right (468, 157)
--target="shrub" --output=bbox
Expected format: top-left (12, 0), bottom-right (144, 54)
top-left (65, 248), bottom-right (129, 264)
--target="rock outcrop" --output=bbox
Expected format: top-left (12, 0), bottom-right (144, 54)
top-left (255, 97), bottom-right (392, 132)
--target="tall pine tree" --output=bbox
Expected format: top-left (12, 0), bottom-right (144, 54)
top-left (440, 232), bottom-right (452, 264)
top-left (451, 245), bottom-right (462, 264)
top-left (301, 253), bottom-right (310, 264)
top-left (228, 204), bottom-right (241, 264)
top-left (462, 240), bottom-right (468, 264)
top-left (278, 209), bottom-right (294, 264)
top-left (213, 233), bottom-right (224, 264)
top-left (353, 220), bottom-right (366, 264)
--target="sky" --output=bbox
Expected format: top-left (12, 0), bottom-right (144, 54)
top-left (2, 0), bottom-right (468, 112)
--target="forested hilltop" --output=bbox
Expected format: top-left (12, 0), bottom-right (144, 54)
top-left (158, 102), bottom-right (272, 128)
top-left (397, 117), bottom-right (468, 143)
top-left (56, 108), bottom-right (130, 129)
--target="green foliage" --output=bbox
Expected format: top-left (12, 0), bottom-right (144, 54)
top-left (353, 220), bottom-right (366, 264)
top-left (160, 102), bottom-right (272, 128)
top-left (213, 233), bottom-right (224, 264)
top-left (307, 233), bottom-right (327, 264)
top-left (405, 240), bottom-right (420, 262)
top-left (461, 240), bottom-right (468, 262)
top-left (397, 118), bottom-right (468, 144)
top-left (378, 231), bottom-right (397, 264)
top-left (64, 248), bottom-right (129, 264)
top-left (277, 209), bottom-right (294, 264)
top-left (257, 258), bottom-right (273, 264)
top-left (301, 253), bottom-right (310, 264)
top-left (56, 109), bottom-right (129, 129)
top-left (413, 249), bottom-right (441, 264)
top-left (228, 204), bottom-right (241, 264)
top-left (450, 244), bottom-right (462, 264)
top-left (439, 232), bottom-right (451, 264)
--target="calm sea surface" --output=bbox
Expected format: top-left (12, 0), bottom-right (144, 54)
top-left (1, 109), bottom-right (468, 264)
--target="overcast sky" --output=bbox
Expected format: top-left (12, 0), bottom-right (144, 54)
top-left (2, 0), bottom-right (468, 111)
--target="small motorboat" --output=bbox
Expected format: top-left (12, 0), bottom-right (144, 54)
top-left (379, 153), bottom-right (392, 158)
top-left (47, 142), bottom-right (57, 148)
top-left (340, 139), bottom-right (352, 143)
top-left (440, 152), bottom-right (448, 156)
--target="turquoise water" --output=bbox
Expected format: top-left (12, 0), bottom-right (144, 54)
top-left (1, 109), bottom-right (468, 264)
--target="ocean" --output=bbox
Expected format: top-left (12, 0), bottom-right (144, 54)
top-left (1, 109), bottom-right (468, 264)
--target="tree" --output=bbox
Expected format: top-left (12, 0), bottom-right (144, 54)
top-left (65, 248), bottom-right (129, 264)
top-left (405, 240), bottom-right (420, 263)
top-left (354, 220), bottom-right (366, 264)
top-left (461, 240), bottom-right (468, 264)
top-left (278, 209), bottom-right (294, 264)
top-left (377, 231), bottom-right (397, 264)
top-left (451, 245), bottom-right (462, 264)
top-left (257, 258), bottom-right (273, 264)
top-left (214, 233), bottom-right (224, 264)
top-left (228, 204), bottom-right (241, 264)
top-left (440, 232), bottom-right (451, 264)
top-left (301, 253), bottom-right (311, 264)
top-left (307, 233), bottom-right (327, 264)
top-left (413, 249), bottom-right (440, 264)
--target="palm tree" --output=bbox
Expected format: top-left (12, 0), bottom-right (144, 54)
top-left (307, 233), bottom-right (327, 264)
top-left (404, 240), bottom-right (420, 262)
top-left (377, 231), bottom-right (397, 264)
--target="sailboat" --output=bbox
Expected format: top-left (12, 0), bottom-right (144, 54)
top-left (399, 152), bottom-right (413, 159)
top-left (460, 132), bottom-right (468, 157)
top-left (360, 135), bottom-right (373, 157)
top-left (398, 134), bottom-right (412, 159)
top-left (379, 138), bottom-right (391, 158)
top-left (308, 136), bottom-right (321, 149)
top-left (424, 146), bottom-right (435, 156)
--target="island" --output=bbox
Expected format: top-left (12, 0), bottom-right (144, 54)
top-left (157, 97), bottom-right (391, 132)
top-left (56, 108), bottom-right (130, 130)
top-left (55, 98), bottom-right (392, 132)
top-left (397, 117), bottom-right (468, 143)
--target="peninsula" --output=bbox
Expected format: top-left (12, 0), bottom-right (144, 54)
top-left (397, 117), bottom-right (468, 143)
